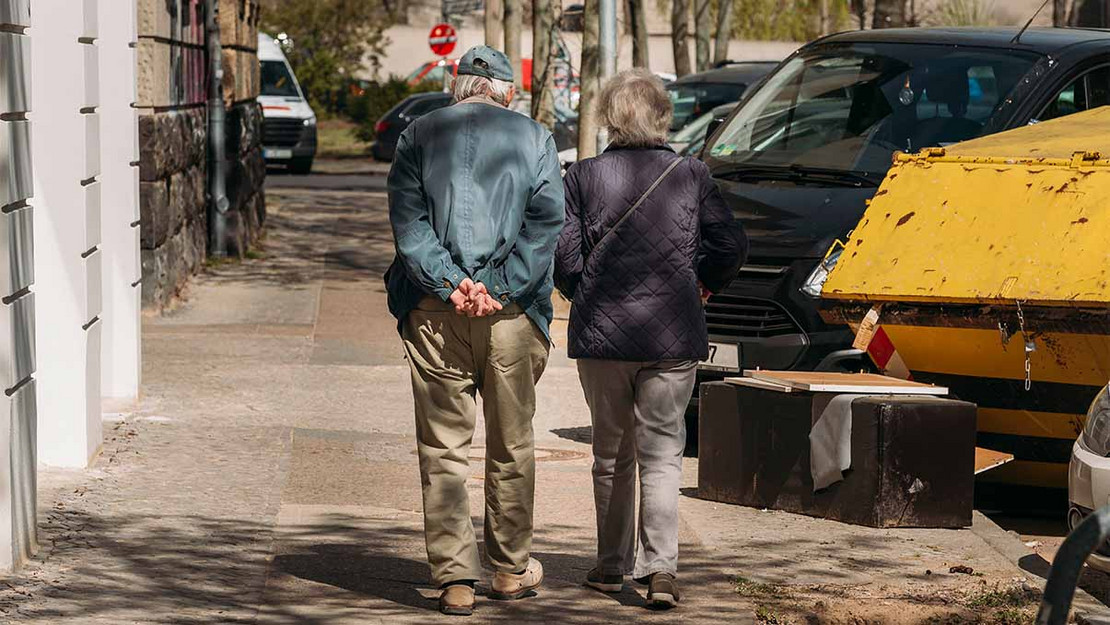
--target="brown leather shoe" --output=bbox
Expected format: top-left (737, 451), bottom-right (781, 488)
top-left (439, 584), bottom-right (475, 616)
top-left (489, 558), bottom-right (544, 600)
top-left (647, 572), bottom-right (680, 609)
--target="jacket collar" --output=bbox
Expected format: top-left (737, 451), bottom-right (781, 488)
top-left (603, 143), bottom-right (675, 154)
top-left (456, 95), bottom-right (504, 107)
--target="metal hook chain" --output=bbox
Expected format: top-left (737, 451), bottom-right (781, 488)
top-left (1016, 300), bottom-right (1034, 391)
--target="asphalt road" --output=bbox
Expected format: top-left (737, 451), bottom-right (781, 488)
top-left (265, 168), bottom-right (389, 192)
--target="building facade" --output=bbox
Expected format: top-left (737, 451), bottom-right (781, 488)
top-left (138, 0), bottom-right (264, 310)
top-left (0, 0), bottom-right (264, 571)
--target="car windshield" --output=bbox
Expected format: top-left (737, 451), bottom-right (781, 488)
top-left (670, 108), bottom-right (718, 144)
top-left (667, 82), bottom-right (746, 131)
top-left (707, 43), bottom-right (1040, 178)
top-left (261, 60), bottom-right (300, 98)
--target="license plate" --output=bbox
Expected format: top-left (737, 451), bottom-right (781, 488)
top-left (264, 148), bottom-right (293, 160)
top-left (700, 342), bottom-right (740, 372)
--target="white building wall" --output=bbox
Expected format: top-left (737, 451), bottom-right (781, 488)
top-left (0, 0), bottom-right (39, 571)
top-left (29, 0), bottom-right (103, 468)
top-left (99, 0), bottom-right (142, 400)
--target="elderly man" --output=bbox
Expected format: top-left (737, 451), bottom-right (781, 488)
top-left (385, 45), bottom-right (564, 616)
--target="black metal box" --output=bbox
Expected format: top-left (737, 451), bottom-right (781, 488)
top-left (697, 382), bottom-right (977, 528)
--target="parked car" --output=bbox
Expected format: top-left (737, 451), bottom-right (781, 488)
top-left (510, 93), bottom-right (579, 152)
top-left (672, 102), bottom-right (739, 155)
top-left (668, 61), bottom-right (778, 131)
top-left (1070, 383), bottom-right (1110, 571)
top-left (370, 91), bottom-right (454, 162)
top-left (407, 59), bottom-right (460, 87)
top-left (697, 27), bottom-right (1110, 407)
top-left (258, 33), bottom-right (317, 174)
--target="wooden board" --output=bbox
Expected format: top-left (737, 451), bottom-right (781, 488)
top-left (723, 377), bottom-right (794, 393)
top-left (744, 370), bottom-right (949, 395)
top-left (975, 447), bottom-right (1015, 475)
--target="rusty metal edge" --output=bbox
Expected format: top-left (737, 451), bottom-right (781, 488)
top-left (820, 302), bottom-right (1110, 335)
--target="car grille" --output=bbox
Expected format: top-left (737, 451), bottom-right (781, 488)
top-left (705, 286), bottom-right (800, 339)
top-left (262, 118), bottom-right (305, 147)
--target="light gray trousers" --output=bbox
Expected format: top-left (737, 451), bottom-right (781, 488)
top-left (576, 358), bottom-right (697, 579)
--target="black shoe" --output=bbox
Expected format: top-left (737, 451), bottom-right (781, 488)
top-left (584, 568), bottom-right (624, 593)
top-left (646, 573), bottom-right (680, 609)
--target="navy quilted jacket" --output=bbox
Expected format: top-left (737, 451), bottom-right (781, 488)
top-left (555, 145), bottom-right (748, 361)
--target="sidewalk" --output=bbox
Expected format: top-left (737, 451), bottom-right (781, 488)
top-left (0, 181), bottom-right (1096, 624)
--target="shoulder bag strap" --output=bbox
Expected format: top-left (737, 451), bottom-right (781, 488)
top-left (586, 156), bottom-right (684, 264)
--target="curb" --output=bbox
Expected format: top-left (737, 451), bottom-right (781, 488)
top-left (971, 511), bottom-right (1110, 622)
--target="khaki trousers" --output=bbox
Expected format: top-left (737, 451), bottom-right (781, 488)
top-left (401, 297), bottom-right (549, 586)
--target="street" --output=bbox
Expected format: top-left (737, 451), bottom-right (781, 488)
top-left (0, 163), bottom-right (1101, 624)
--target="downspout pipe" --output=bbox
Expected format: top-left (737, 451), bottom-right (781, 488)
top-left (205, 0), bottom-right (230, 257)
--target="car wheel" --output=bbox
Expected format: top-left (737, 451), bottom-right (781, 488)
top-left (289, 157), bottom-right (313, 175)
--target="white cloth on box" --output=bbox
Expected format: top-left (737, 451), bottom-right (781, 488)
top-left (809, 394), bottom-right (868, 492)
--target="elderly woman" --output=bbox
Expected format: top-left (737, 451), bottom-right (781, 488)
top-left (554, 69), bottom-right (747, 609)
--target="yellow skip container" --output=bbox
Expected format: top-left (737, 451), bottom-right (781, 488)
top-left (821, 107), bottom-right (1110, 491)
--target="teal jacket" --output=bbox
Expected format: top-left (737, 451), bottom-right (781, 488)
top-left (385, 96), bottom-right (565, 339)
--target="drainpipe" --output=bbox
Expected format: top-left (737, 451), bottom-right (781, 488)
top-left (205, 0), bottom-right (230, 257)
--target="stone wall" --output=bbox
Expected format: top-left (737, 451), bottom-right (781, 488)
top-left (221, 0), bottom-right (264, 256)
top-left (136, 0), bottom-right (264, 310)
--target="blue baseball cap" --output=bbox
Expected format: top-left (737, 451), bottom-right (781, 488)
top-left (457, 45), bottom-right (514, 83)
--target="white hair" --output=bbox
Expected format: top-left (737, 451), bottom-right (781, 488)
top-left (599, 69), bottom-right (673, 147)
top-left (452, 74), bottom-right (514, 106)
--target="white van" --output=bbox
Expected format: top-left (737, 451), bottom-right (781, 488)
top-left (258, 33), bottom-right (317, 174)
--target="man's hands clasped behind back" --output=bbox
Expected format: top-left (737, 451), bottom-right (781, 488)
top-left (448, 278), bottom-right (505, 317)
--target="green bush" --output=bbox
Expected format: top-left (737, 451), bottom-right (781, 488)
top-left (350, 78), bottom-right (444, 142)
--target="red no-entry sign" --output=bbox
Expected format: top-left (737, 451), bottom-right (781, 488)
top-left (428, 24), bottom-right (458, 57)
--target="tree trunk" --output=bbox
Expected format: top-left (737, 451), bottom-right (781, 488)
top-left (817, 0), bottom-right (831, 34)
top-left (713, 0), bottom-right (732, 65)
top-left (531, 0), bottom-right (556, 128)
top-left (873, 0), bottom-right (907, 28)
top-left (1073, 0), bottom-right (1110, 26)
top-left (1053, 0), bottom-right (1069, 25)
top-left (671, 0), bottom-right (691, 77)
top-left (504, 0), bottom-right (524, 89)
top-left (850, 0), bottom-right (867, 29)
top-left (694, 0), bottom-right (711, 72)
top-left (628, 0), bottom-right (649, 68)
top-left (485, 0), bottom-right (504, 49)
top-left (578, 0), bottom-right (601, 159)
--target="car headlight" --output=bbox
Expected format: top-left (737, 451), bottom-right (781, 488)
top-left (303, 116), bottom-right (317, 127)
top-left (1082, 385), bottom-right (1110, 456)
top-left (800, 249), bottom-right (842, 298)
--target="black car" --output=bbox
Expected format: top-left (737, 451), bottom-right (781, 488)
top-left (697, 27), bottom-right (1110, 398)
top-left (668, 61), bottom-right (779, 131)
top-left (371, 92), bottom-right (453, 162)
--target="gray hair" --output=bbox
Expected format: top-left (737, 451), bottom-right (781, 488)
top-left (598, 69), bottom-right (673, 147)
top-left (452, 74), bottom-right (515, 106)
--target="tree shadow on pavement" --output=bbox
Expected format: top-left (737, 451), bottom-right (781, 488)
top-left (0, 506), bottom-right (760, 624)
top-left (550, 426), bottom-right (592, 445)
top-left (200, 189), bottom-right (399, 289)
top-left (274, 546), bottom-right (433, 611)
